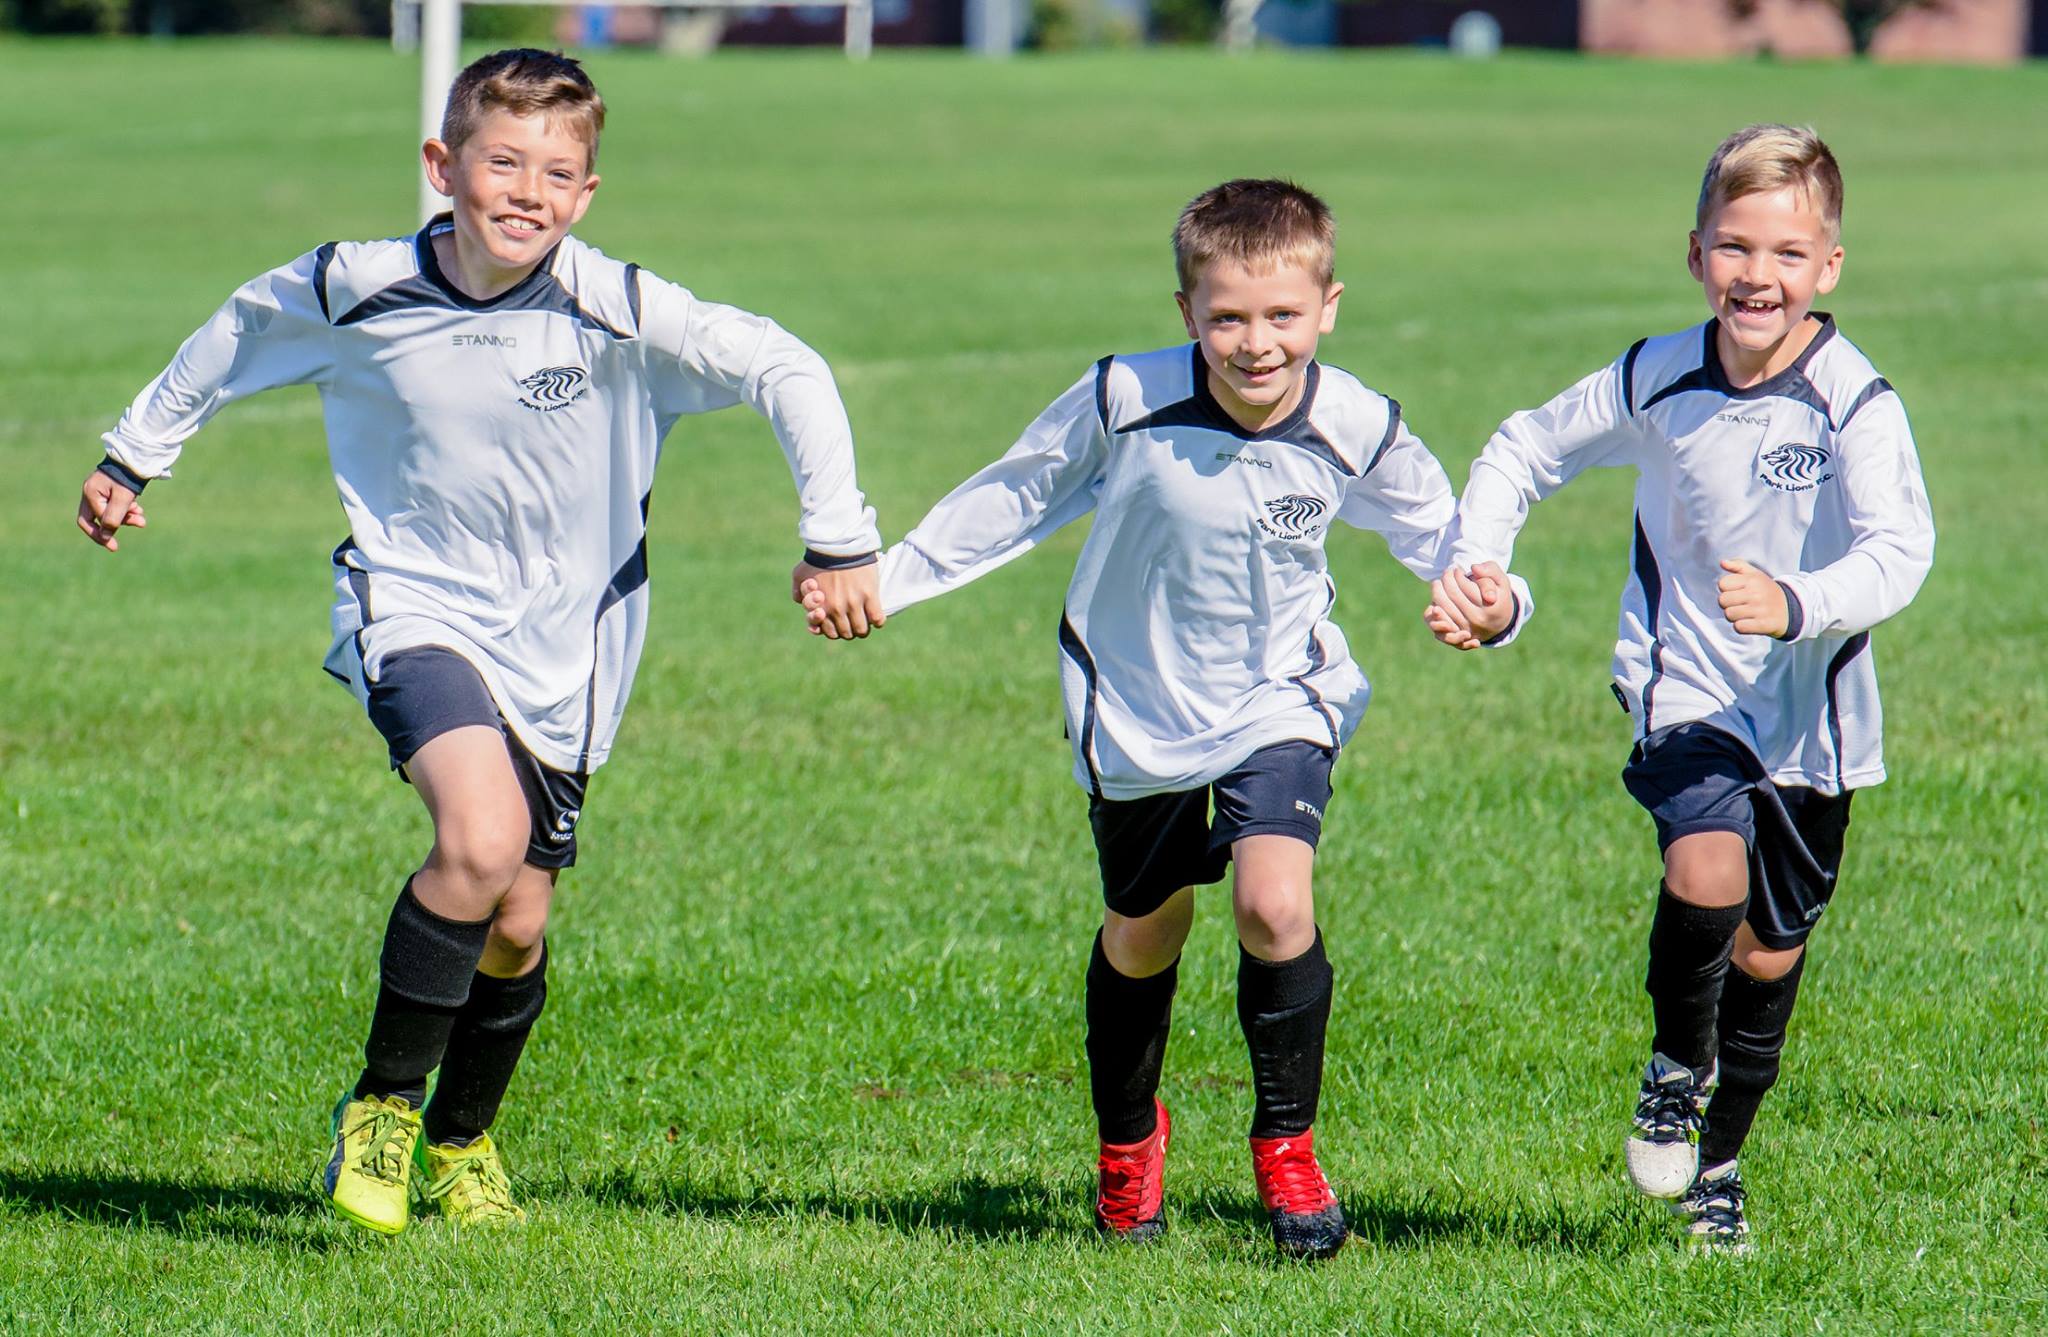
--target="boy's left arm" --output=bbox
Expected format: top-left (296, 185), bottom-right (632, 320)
top-left (1337, 415), bottom-right (1532, 649)
top-left (643, 282), bottom-right (884, 637)
top-left (1727, 392), bottom-right (1934, 642)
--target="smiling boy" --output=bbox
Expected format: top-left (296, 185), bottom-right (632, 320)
top-left (808, 179), bottom-right (1521, 1257)
top-left (1428, 125), bottom-right (1934, 1250)
top-left (78, 49), bottom-right (883, 1234)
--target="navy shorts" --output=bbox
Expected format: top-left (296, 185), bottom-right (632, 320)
top-left (1088, 740), bottom-right (1335, 919)
top-left (366, 646), bottom-right (589, 870)
top-left (1622, 721), bottom-right (1854, 950)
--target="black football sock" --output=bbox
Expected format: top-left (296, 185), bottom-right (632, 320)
top-left (1698, 953), bottom-right (1806, 1169)
top-left (1238, 928), bottom-right (1333, 1139)
top-left (424, 943), bottom-right (550, 1147)
top-left (1644, 883), bottom-right (1747, 1073)
top-left (1085, 931), bottom-right (1179, 1145)
top-left (354, 877), bottom-right (492, 1109)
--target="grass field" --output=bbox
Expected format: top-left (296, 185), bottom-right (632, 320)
top-left (3, 37), bottom-right (2047, 1332)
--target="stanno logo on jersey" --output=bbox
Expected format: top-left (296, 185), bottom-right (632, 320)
top-left (516, 365), bottom-right (590, 412)
top-left (453, 333), bottom-right (517, 349)
top-left (1256, 494), bottom-right (1329, 541)
top-left (1757, 442), bottom-right (1834, 493)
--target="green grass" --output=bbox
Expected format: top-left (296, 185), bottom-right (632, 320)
top-left (4, 38), bottom-right (2047, 1332)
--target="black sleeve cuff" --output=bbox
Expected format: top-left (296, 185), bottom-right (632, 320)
top-left (1481, 590), bottom-right (1522, 646)
top-left (802, 548), bottom-right (877, 571)
top-left (97, 457), bottom-right (150, 494)
top-left (1774, 581), bottom-right (1804, 641)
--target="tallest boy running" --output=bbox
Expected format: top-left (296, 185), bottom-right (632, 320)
top-left (79, 48), bottom-right (883, 1233)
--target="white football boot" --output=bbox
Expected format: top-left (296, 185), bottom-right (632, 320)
top-left (1672, 1160), bottom-right (1752, 1255)
top-left (1625, 1052), bottom-right (1714, 1198)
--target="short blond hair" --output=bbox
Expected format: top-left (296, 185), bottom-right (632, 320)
top-left (1173, 179), bottom-right (1336, 293)
top-left (443, 48), bottom-right (606, 171)
top-left (1696, 124), bottom-right (1842, 239)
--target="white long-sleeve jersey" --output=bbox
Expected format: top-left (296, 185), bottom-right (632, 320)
top-left (1452, 316), bottom-right (1934, 795)
top-left (102, 217), bottom-right (880, 773)
top-left (881, 343), bottom-right (1520, 800)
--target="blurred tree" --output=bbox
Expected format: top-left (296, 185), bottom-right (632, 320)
top-left (3, 0), bottom-right (387, 32)
top-left (8, 0), bottom-right (126, 32)
top-left (1148, 0), bottom-right (1220, 41)
top-left (1728, 0), bottom-right (1952, 54)
top-left (141, 0), bottom-right (388, 35)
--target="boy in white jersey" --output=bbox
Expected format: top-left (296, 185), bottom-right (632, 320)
top-left (806, 181), bottom-right (1519, 1258)
top-left (76, 49), bottom-right (885, 1235)
top-left (1427, 126), bottom-right (1934, 1251)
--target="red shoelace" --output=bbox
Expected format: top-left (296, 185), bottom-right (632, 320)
top-left (1096, 1103), bottom-right (1169, 1230)
top-left (1249, 1130), bottom-right (1335, 1215)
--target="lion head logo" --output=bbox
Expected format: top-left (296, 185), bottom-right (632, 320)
top-left (516, 365), bottom-right (590, 412)
top-left (1257, 493), bottom-right (1329, 540)
top-left (1758, 442), bottom-right (1834, 493)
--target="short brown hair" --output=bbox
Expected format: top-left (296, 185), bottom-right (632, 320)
top-left (1696, 124), bottom-right (1842, 240)
top-left (441, 48), bottom-right (606, 170)
top-left (1173, 179), bottom-right (1336, 293)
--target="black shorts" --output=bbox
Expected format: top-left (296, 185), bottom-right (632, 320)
top-left (365, 646), bottom-right (589, 870)
top-left (1088, 740), bottom-right (1335, 919)
top-left (1622, 721), bottom-right (1853, 950)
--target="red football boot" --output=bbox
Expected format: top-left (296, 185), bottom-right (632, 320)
top-left (1094, 1099), bottom-right (1170, 1243)
top-left (1249, 1127), bottom-right (1349, 1259)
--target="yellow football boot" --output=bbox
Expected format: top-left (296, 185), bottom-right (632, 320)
top-left (320, 1092), bottom-right (422, 1235)
top-left (418, 1132), bottom-right (526, 1227)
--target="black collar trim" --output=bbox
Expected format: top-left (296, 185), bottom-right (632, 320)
top-left (1113, 345), bottom-right (1349, 473)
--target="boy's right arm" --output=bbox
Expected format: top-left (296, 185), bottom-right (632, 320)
top-left (637, 281), bottom-right (883, 635)
top-left (80, 250), bottom-right (335, 552)
top-left (1431, 353), bottom-right (1642, 642)
top-left (802, 369), bottom-right (1109, 632)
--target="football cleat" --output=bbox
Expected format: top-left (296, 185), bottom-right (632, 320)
top-left (1672, 1160), bottom-right (1752, 1255)
top-left (1095, 1099), bottom-right (1170, 1243)
top-left (1626, 1053), bottom-right (1715, 1199)
top-left (320, 1091), bottom-right (422, 1236)
top-left (1249, 1127), bottom-right (1348, 1260)
top-left (418, 1131), bottom-right (527, 1227)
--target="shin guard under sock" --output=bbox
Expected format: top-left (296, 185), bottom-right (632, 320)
top-left (1237, 928), bottom-right (1333, 1139)
top-left (355, 877), bottom-right (492, 1108)
top-left (1644, 884), bottom-right (1747, 1073)
top-left (424, 944), bottom-right (549, 1146)
top-left (1085, 931), bottom-right (1179, 1145)
top-left (1698, 953), bottom-right (1806, 1168)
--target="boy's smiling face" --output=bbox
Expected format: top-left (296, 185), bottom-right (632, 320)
top-left (423, 108), bottom-right (599, 294)
top-left (1177, 259), bottom-right (1342, 433)
top-left (1689, 185), bottom-right (1842, 381)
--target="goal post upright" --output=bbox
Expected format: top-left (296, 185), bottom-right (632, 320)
top-left (419, 0), bottom-right (461, 222)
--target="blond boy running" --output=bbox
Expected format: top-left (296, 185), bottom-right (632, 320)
top-left (79, 48), bottom-right (883, 1234)
top-left (810, 180), bottom-right (1520, 1258)
top-left (1429, 126), bottom-right (1934, 1251)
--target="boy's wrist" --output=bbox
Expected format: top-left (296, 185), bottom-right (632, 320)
top-left (801, 547), bottom-right (877, 571)
top-left (97, 456), bottom-right (150, 494)
top-left (1773, 580), bottom-right (1805, 641)
top-left (1480, 590), bottom-right (1522, 647)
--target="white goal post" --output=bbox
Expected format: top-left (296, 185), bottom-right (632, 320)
top-left (410, 0), bottom-right (875, 221)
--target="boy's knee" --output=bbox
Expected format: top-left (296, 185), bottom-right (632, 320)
top-left (481, 917), bottom-right (546, 979)
top-left (1102, 890), bottom-right (1192, 977)
top-left (1232, 883), bottom-right (1313, 961)
top-left (1730, 934), bottom-right (1804, 982)
top-left (431, 819), bottom-right (529, 900)
top-left (1663, 831), bottom-right (1749, 908)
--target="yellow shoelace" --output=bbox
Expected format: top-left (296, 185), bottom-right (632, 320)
top-left (429, 1150), bottom-right (518, 1218)
top-left (342, 1104), bottom-right (413, 1185)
